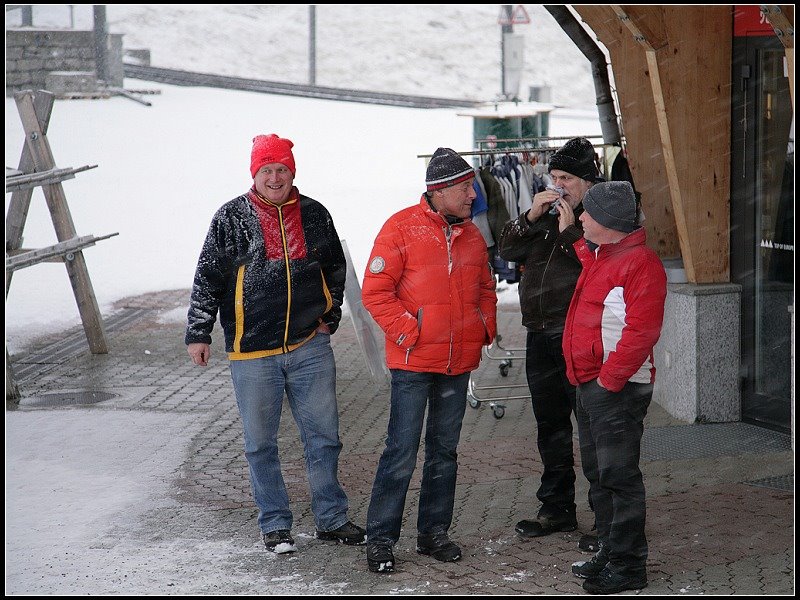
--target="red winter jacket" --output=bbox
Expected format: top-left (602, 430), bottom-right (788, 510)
top-left (563, 228), bottom-right (667, 392)
top-left (362, 196), bottom-right (497, 375)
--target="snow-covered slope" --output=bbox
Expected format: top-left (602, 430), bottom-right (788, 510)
top-left (7, 4), bottom-right (597, 106)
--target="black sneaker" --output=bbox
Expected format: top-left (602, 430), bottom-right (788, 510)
top-left (366, 544), bottom-right (395, 573)
top-left (416, 531), bottom-right (462, 562)
top-left (316, 521), bottom-right (366, 545)
top-left (582, 566), bottom-right (648, 594)
top-left (263, 529), bottom-right (297, 554)
top-left (571, 544), bottom-right (609, 579)
top-left (515, 512), bottom-right (578, 538)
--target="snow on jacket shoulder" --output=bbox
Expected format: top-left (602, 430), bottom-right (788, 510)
top-left (185, 188), bottom-right (346, 358)
top-left (362, 196), bottom-right (497, 375)
top-left (563, 228), bottom-right (667, 392)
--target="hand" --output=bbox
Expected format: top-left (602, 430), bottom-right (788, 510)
top-left (528, 189), bottom-right (562, 222)
top-left (555, 200), bottom-right (576, 232)
top-left (316, 322), bottom-right (331, 334)
top-left (596, 377), bottom-right (608, 389)
top-left (188, 342), bottom-right (211, 366)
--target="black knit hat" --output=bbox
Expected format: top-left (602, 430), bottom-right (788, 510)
top-left (548, 137), bottom-right (601, 182)
top-left (425, 148), bottom-right (474, 191)
top-left (582, 181), bottom-right (639, 233)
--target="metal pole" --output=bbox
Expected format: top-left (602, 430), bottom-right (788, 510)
top-left (93, 5), bottom-right (108, 83)
top-left (21, 6), bottom-right (33, 26)
top-left (501, 5), bottom-right (513, 97)
top-left (309, 5), bottom-right (316, 86)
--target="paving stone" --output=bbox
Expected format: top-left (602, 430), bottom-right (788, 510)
top-left (6, 288), bottom-right (794, 595)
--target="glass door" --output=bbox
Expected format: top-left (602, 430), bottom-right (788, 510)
top-left (731, 36), bottom-right (794, 432)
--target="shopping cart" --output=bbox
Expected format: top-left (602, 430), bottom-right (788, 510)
top-left (467, 333), bottom-right (530, 419)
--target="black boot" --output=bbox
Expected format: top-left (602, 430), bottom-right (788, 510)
top-left (416, 531), bottom-right (462, 562)
top-left (515, 510), bottom-right (577, 538)
top-left (583, 566), bottom-right (647, 594)
top-left (571, 543), bottom-right (608, 578)
top-left (366, 544), bottom-right (395, 573)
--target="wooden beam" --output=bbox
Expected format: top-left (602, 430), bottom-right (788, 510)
top-left (644, 49), bottom-right (696, 282)
top-left (4, 164), bottom-right (98, 193)
top-left (6, 347), bottom-right (21, 404)
top-left (610, 5), bottom-right (695, 281)
top-left (5, 233), bottom-right (119, 272)
top-left (760, 5), bottom-right (794, 48)
top-left (6, 91), bottom-right (54, 296)
top-left (13, 91), bottom-right (109, 354)
top-left (609, 5), bottom-right (668, 50)
top-left (761, 5), bottom-right (795, 105)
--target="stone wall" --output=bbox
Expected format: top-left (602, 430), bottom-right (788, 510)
top-left (6, 29), bottom-right (124, 95)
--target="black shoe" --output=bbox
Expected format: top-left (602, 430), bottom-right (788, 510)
top-left (316, 521), bottom-right (366, 545)
top-left (515, 512), bottom-right (578, 538)
top-left (582, 566), bottom-right (648, 594)
top-left (571, 544), bottom-right (609, 579)
top-left (578, 533), bottom-right (599, 552)
top-left (416, 531), bottom-right (462, 562)
top-left (263, 529), bottom-right (297, 554)
top-left (366, 544), bottom-right (395, 573)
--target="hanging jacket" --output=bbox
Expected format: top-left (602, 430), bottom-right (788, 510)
top-left (185, 187), bottom-right (346, 359)
top-left (562, 228), bottom-right (667, 392)
top-left (362, 195), bottom-right (497, 375)
top-left (498, 207), bottom-right (585, 330)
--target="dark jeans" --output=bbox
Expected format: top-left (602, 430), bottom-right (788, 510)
top-left (366, 369), bottom-right (470, 546)
top-left (576, 379), bottom-right (652, 574)
top-left (525, 328), bottom-right (577, 516)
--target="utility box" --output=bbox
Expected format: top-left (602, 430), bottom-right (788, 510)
top-left (458, 101), bottom-right (554, 151)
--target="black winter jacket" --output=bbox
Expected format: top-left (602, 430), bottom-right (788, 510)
top-left (497, 208), bottom-right (584, 330)
top-left (185, 188), bottom-right (346, 358)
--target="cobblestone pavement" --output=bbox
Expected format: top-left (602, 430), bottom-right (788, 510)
top-left (7, 289), bottom-right (794, 595)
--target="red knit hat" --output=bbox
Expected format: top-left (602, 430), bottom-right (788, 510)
top-left (250, 134), bottom-right (296, 178)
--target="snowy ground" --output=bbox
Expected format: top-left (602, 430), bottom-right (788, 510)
top-left (6, 6), bottom-right (602, 595)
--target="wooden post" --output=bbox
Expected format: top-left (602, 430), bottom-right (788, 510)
top-left (5, 91), bottom-right (55, 297)
top-left (12, 90), bottom-right (109, 354)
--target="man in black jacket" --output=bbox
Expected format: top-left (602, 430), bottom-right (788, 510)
top-left (186, 134), bottom-right (364, 554)
top-left (498, 137), bottom-right (601, 541)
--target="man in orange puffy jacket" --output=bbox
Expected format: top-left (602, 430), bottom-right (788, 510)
top-left (361, 147), bottom-right (497, 574)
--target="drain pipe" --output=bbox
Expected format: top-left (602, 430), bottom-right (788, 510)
top-left (544, 5), bottom-right (620, 144)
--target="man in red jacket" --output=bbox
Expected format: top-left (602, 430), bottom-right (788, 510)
top-left (562, 181), bottom-right (666, 594)
top-left (361, 147), bottom-right (497, 574)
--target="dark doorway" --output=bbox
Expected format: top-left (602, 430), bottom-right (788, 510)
top-left (731, 35), bottom-right (794, 433)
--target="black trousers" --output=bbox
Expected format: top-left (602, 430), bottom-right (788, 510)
top-left (576, 379), bottom-right (652, 574)
top-left (524, 328), bottom-right (577, 516)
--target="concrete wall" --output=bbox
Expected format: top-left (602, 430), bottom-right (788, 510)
top-left (6, 29), bottom-right (124, 95)
top-left (653, 283), bottom-right (742, 423)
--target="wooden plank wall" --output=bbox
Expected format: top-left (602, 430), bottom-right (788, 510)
top-left (574, 6), bottom-right (732, 283)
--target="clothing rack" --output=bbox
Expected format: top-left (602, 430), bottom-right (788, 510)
top-left (417, 136), bottom-right (622, 159)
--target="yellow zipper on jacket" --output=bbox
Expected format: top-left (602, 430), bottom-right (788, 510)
top-left (233, 264), bottom-right (246, 353)
top-left (277, 203), bottom-right (292, 352)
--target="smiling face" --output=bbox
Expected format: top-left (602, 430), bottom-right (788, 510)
top-left (430, 177), bottom-right (476, 219)
top-left (253, 163), bottom-right (294, 205)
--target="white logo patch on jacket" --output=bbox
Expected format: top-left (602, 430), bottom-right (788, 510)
top-left (369, 256), bottom-right (385, 273)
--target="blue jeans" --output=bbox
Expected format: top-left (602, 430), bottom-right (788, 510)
top-left (576, 379), bottom-right (652, 574)
top-left (228, 333), bottom-right (349, 534)
top-left (366, 369), bottom-right (470, 546)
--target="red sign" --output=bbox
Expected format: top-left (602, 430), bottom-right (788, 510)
top-left (733, 5), bottom-right (775, 36)
top-left (498, 5), bottom-right (531, 26)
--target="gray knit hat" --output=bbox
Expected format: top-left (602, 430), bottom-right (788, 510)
top-left (548, 137), bottom-right (601, 182)
top-left (582, 181), bottom-right (639, 233)
top-left (426, 148), bottom-right (474, 191)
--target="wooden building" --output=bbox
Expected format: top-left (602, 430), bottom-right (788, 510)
top-left (573, 5), bottom-right (794, 435)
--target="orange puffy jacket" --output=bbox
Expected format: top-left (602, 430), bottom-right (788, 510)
top-left (362, 196), bottom-right (497, 375)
